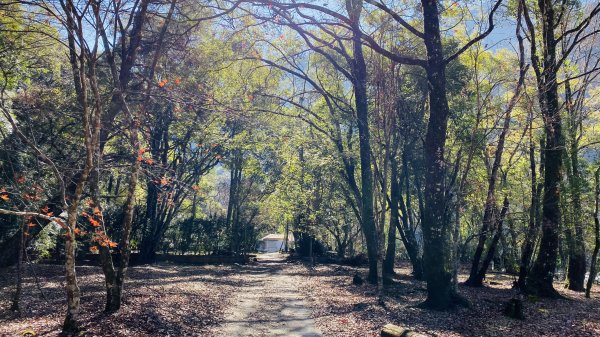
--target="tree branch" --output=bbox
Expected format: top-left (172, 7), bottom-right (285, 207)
top-left (444, 0), bottom-right (503, 64)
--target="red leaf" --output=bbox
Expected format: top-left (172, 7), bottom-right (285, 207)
top-left (89, 218), bottom-right (101, 227)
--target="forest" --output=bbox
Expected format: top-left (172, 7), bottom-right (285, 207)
top-left (0, 0), bottom-right (600, 336)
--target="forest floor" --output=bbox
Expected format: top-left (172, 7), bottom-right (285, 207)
top-left (1, 255), bottom-right (600, 337)
top-left (297, 263), bottom-right (600, 337)
top-left (0, 262), bottom-right (239, 336)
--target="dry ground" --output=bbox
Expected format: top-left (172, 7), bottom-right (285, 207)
top-left (295, 263), bottom-right (600, 337)
top-left (0, 263), bottom-right (239, 336)
top-left (218, 253), bottom-right (321, 336)
top-left (1, 259), bottom-right (600, 337)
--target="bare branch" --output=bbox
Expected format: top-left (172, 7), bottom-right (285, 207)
top-left (444, 0), bottom-right (503, 64)
top-left (363, 0), bottom-right (424, 39)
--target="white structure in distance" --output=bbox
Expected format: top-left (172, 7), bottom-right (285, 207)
top-left (258, 233), bottom-right (294, 253)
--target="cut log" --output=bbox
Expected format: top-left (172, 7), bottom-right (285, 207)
top-left (381, 324), bottom-right (428, 337)
top-left (381, 324), bottom-right (407, 337)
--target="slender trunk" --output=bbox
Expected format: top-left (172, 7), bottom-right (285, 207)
top-left (377, 136), bottom-right (390, 287)
top-left (466, 192), bottom-right (498, 285)
top-left (62, 0), bottom-right (98, 329)
top-left (112, 161), bottom-right (140, 310)
top-left (62, 226), bottom-right (80, 334)
top-left (346, 0), bottom-right (379, 284)
top-left (10, 219), bottom-right (23, 312)
top-left (284, 221), bottom-right (289, 252)
top-left (140, 181), bottom-right (158, 263)
top-left (452, 199), bottom-right (461, 288)
top-left (103, 143), bottom-right (141, 312)
top-left (565, 80), bottom-right (586, 292)
top-left (390, 156), bottom-right (423, 279)
top-left (63, 190), bottom-right (91, 333)
top-left (383, 213), bottom-right (397, 275)
top-left (466, 23), bottom-right (526, 286)
top-left (139, 119), bottom-right (168, 263)
top-left (227, 151), bottom-right (239, 251)
top-left (519, 136), bottom-right (545, 291)
top-left (518, 117), bottom-right (539, 289)
top-left (586, 167), bottom-right (600, 298)
top-left (126, 0), bottom-right (172, 264)
top-left (506, 215), bottom-right (520, 274)
top-left (471, 197), bottom-right (510, 286)
top-left (401, 147), bottom-right (423, 279)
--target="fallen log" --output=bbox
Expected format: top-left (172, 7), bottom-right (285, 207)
top-left (381, 324), bottom-right (428, 337)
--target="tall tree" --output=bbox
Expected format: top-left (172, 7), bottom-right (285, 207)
top-left (522, 0), bottom-right (600, 297)
top-left (465, 9), bottom-right (528, 286)
top-left (587, 166), bottom-right (600, 298)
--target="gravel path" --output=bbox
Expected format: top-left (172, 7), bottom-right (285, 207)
top-left (217, 253), bottom-right (322, 337)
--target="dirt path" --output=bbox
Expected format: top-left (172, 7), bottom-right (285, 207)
top-left (217, 253), bottom-right (322, 337)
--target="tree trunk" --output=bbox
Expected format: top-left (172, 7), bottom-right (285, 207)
top-left (466, 193), bottom-right (497, 286)
top-left (62, 236), bottom-right (80, 334)
top-left (517, 119), bottom-right (542, 290)
top-left (565, 80), bottom-right (586, 292)
top-left (103, 142), bottom-right (141, 313)
top-left (62, 203), bottom-right (84, 335)
top-left (139, 106), bottom-right (170, 263)
top-left (505, 216), bottom-right (520, 274)
top-left (470, 197), bottom-right (510, 286)
top-left (390, 156), bottom-right (423, 279)
top-left (98, 245), bottom-right (117, 310)
top-left (586, 167), bottom-right (600, 298)
top-left (420, 0), bottom-right (462, 309)
top-left (10, 219), bottom-right (24, 312)
top-left (383, 213), bottom-right (397, 275)
top-left (524, 0), bottom-right (563, 298)
top-left (228, 150), bottom-right (243, 254)
top-left (62, 0), bottom-right (99, 328)
top-left (527, 89), bottom-right (562, 297)
top-left (346, 0), bottom-right (379, 284)
top-left (284, 221), bottom-right (290, 253)
top-left (466, 22), bottom-right (526, 286)
top-left (94, 0), bottom-right (153, 307)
